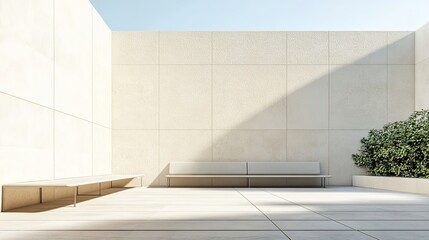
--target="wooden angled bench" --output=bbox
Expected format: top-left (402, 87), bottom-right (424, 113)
top-left (1, 174), bottom-right (144, 211)
top-left (166, 162), bottom-right (330, 187)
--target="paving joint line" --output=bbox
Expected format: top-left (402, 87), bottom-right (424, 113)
top-left (235, 188), bottom-right (291, 240)
top-left (265, 190), bottom-right (381, 240)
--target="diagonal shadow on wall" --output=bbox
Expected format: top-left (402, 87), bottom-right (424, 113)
top-left (151, 32), bottom-right (415, 188)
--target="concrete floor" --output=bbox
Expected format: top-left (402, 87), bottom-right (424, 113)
top-left (1, 187), bottom-right (429, 239)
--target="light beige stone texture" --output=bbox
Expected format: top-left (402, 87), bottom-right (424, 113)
top-left (330, 65), bottom-right (387, 129)
top-left (213, 130), bottom-right (287, 162)
top-left (92, 8), bottom-right (112, 128)
top-left (213, 65), bottom-right (287, 129)
top-left (329, 32), bottom-right (387, 64)
top-left (415, 58), bottom-right (429, 110)
top-left (388, 32), bottom-right (415, 64)
top-left (213, 32), bottom-right (287, 64)
top-left (329, 130), bottom-right (368, 185)
top-left (160, 32), bottom-right (212, 64)
top-left (160, 66), bottom-right (211, 129)
top-left (54, 0), bottom-right (93, 121)
top-left (388, 65), bottom-right (415, 122)
top-left (287, 65), bottom-right (328, 129)
top-left (93, 125), bottom-right (112, 175)
top-left (287, 32), bottom-right (328, 64)
top-left (112, 130), bottom-right (159, 186)
top-left (415, 22), bottom-right (429, 63)
top-left (0, 93), bottom-right (54, 184)
top-left (159, 130), bottom-right (212, 186)
top-left (0, 0), bottom-right (54, 108)
top-left (112, 65), bottom-right (159, 129)
top-left (287, 130), bottom-right (329, 174)
top-left (54, 112), bottom-right (92, 179)
top-left (112, 32), bottom-right (158, 64)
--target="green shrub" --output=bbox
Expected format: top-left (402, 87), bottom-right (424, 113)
top-left (352, 110), bottom-right (429, 178)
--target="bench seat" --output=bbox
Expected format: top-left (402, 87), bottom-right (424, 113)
top-left (2, 174), bottom-right (144, 187)
top-left (166, 174), bottom-right (331, 178)
top-left (2, 174), bottom-right (144, 211)
top-left (166, 162), bottom-right (331, 187)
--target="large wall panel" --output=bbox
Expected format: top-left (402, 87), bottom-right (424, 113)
top-left (112, 65), bottom-right (159, 129)
top-left (112, 31), bottom-right (415, 186)
top-left (54, 112), bottom-right (92, 178)
top-left (93, 125), bottom-right (112, 175)
top-left (93, 9), bottom-right (112, 128)
top-left (54, 0), bottom-right (93, 121)
top-left (213, 65), bottom-right (287, 130)
top-left (112, 130), bottom-right (159, 185)
top-left (0, 93), bottom-right (54, 183)
top-left (415, 23), bottom-right (429, 110)
top-left (329, 32), bottom-right (387, 64)
top-left (0, 0), bottom-right (54, 108)
top-left (329, 65), bottom-right (388, 129)
top-left (160, 65), bottom-right (211, 129)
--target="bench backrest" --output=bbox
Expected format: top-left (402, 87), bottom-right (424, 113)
top-left (169, 162), bottom-right (247, 175)
top-left (247, 162), bottom-right (321, 175)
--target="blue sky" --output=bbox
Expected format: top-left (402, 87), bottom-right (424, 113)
top-left (90, 0), bottom-right (429, 31)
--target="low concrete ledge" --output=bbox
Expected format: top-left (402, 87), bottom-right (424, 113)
top-left (353, 175), bottom-right (429, 195)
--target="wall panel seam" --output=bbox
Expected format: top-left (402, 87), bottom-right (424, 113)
top-left (285, 32), bottom-right (288, 162)
top-left (91, 7), bottom-right (94, 176)
top-left (158, 31), bottom-right (161, 186)
top-left (386, 32), bottom-right (389, 123)
top-left (211, 32), bottom-right (214, 186)
top-left (327, 31), bottom-right (330, 179)
top-left (111, 63), bottom-right (415, 66)
top-left (53, 0), bottom-right (56, 182)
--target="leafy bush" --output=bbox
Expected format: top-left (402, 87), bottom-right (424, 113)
top-left (353, 110), bottom-right (429, 178)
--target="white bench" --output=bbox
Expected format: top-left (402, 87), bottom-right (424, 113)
top-left (1, 174), bottom-right (144, 211)
top-left (166, 162), bottom-right (331, 187)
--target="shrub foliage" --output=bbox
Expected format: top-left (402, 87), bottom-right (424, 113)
top-left (353, 110), bottom-right (429, 178)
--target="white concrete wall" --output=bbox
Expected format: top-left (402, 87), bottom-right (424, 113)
top-left (0, 0), bottom-right (112, 210)
top-left (112, 31), bottom-right (415, 186)
top-left (415, 23), bottom-right (429, 110)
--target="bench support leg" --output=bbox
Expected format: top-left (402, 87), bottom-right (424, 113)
top-left (1, 186), bottom-right (4, 212)
top-left (74, 187), bottom-right (77, 207)
top-left (167, 178), bottom-right (170, 187)
top-left (248, 178), bottom-right (250, 188)
top-left (39, 188), bottom-right (42, 204)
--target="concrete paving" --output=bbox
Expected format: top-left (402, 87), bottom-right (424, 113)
top-left (0, 186), bottom-right (428, 239)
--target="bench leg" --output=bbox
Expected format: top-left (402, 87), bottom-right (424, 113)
top-left (74, 187), bottom-right (77, 207)
top-left (248, 178), bottom-right (250, 188)
top-left (1, 186), bottom-right (4, 212)
top-left (39, 188), bottom-right (42, 204)
top-left (167, 178), bottom-right (170, 187)
top-left (323, 178), bottom-right (326, 188)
